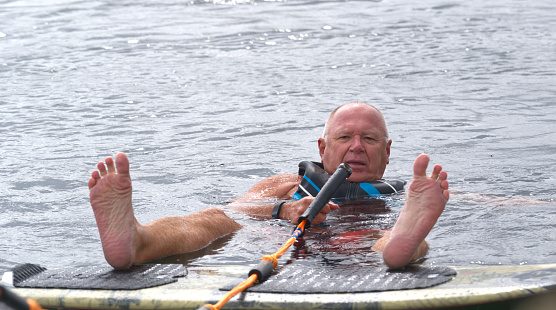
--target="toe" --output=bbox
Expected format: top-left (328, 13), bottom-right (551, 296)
top-left (88, 177), bottom-right (96, 190)
top-left (413, 154), bottom-right (430, 177)
top-left (430, 165), bottom-right (441, 180)
top-left (97, 162), bottom-right (107, 177)
top-left (114, 153), bottom-right (130, 175)
top-left (106, 157), bottom-right (116, 174)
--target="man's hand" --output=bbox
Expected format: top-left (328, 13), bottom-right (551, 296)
top-left (279, 197), bottom-right (339, 225)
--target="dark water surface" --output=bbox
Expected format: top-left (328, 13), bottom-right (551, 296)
top-left (1, 0), bottom-right (555, 273)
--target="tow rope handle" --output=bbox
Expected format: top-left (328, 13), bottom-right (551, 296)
top-left (298, 163), bottom-right (352, 228)
top-left (0, 285), bottom-right (45, 310)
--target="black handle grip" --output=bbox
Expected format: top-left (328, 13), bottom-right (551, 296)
top-left (297, 163), bottom-right (352, 228)
top-left (248, 259), bottom-right (274, 283)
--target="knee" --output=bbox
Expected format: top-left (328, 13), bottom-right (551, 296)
top-left (196, 207), bottom-right (241, 230)
top-left (199, 207), bottom-right (226, 216)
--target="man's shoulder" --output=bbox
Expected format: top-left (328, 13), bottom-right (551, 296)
top-left (255, 173), bottom-right (302, 192)
top-left (265, 173), bottom-right (302, 183)
top-left (241, 173), bottom-right (301, 201)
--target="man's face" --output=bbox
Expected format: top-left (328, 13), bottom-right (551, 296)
top-left (318, 104), bottom-right (391, 183)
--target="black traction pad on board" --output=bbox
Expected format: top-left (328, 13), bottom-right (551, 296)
top-left (221, 264), bottom-right (456, 294)
top-left (11, 263), bottom-right (187, 290)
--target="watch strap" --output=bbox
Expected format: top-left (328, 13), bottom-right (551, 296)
top-left (272, 201), bottom-right (286, 219)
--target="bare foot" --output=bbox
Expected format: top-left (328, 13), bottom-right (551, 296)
top-left (88, 153), bottom-right (138, 269)
top-left (382, 154), bottom-right (449, 269)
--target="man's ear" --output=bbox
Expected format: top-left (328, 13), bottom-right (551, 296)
top-left (386, 139), bottom-right (392, 164)
top-left (318, 137), bottom-right (326, 159)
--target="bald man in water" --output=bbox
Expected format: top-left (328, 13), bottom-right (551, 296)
top-left (89, 102), bottom-right (449, 270)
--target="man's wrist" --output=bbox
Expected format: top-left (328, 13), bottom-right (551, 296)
top-left (272, 201), bottom-right (286, 219)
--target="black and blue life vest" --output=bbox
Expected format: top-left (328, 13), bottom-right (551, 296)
top-left (292, 161), bottom-right (405, 203)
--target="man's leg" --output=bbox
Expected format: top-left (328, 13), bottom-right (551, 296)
top-left (373, 154), bottom-right (449, 269)
top-left (88, 153), bottom-right (241, 269)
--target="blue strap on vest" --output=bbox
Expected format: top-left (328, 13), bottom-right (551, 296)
top-left (292, 161), bottom-right (405, 203)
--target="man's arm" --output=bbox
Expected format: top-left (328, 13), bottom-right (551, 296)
top-left (233, 173), bottom-right (302, 204)
top-left (232, 174), bottom-right (338, 224)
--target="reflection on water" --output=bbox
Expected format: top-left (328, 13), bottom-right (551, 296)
top-left (1, 0), bottom-right (555, 273)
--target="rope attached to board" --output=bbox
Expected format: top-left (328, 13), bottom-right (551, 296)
top-left (198, 163), bottom-right (352, 310)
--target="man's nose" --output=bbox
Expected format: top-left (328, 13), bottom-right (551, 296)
top-left (349, 136), bottom-right (364, 152)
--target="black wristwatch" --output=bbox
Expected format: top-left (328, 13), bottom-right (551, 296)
top-left (272, 201), bottom-right (286, 219)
